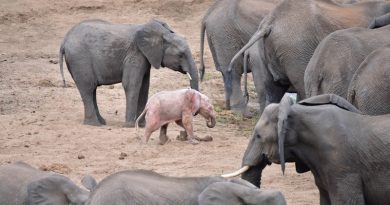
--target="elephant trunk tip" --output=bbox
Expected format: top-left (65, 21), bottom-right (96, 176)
top-left (206, 117), bottom-right (216, 128)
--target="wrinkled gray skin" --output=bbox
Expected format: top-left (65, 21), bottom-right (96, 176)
top-left (305, 25), bottom-right (390, 99)
top-left (229, 0), bottom-right (390, 108)
top-left (199, 0), bottom-right (277, 113)
top-left (241, 0), bottom-right (368, 114)
top-left (240, 94), bottom-right (390, 205)
top-left (84, 169), bottom-right (286, 205)
top-left (347, 45), bottom-right (390, 115)
top-left (60, 19), bottom-right (199, 127)
top-left (0, 162), bottom-right (90, 205)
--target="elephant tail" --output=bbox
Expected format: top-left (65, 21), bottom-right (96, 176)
top-left (135, 108), bottom-right (148, 131)
top-left (59, 42), bottom-right (66, 87)
top-left (228, 26), bottom-right (271, 73)
top-left (199, 18), bottom-right (206, 81)
top-left (243, 49), bottom-right (249, 104)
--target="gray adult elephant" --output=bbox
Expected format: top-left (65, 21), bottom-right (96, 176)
top-left (347, 45), bottom-right (390, 115)
top-left (304, 25), bottom-right (390, 99)
top-left (60, 19), bottom-right (199, 127)
top-left (199, 0), bottom-right (277, 112)
top-left (0, 162), bottom-right (90, 205)
top-left (82, 169), bottom-right (286, 205)
top-left (229, 0), bottom-right (390, 108)
top-left (224, 94), bottom-right (390, 205)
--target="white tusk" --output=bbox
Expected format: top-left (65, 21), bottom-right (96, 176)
top-left (186, 72), bottom-right (192, 81)
top-left (221, 166), bottom-right (250, 178)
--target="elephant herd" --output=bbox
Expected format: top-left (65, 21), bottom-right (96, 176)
top-left (3, 0), bottom-right (390, 204)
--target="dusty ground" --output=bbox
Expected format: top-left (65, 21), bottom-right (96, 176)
top-left (0, 0), bottom-right (318, 204)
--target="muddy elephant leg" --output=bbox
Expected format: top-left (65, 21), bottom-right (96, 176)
top-left (78, 85), bottom-right (102, 126)
top-left (93, 88), bottom-right (106, 125)
top-left (136, 70), bottom-right (150, 128)
top-left (158, 123), bottom-right (169, 145)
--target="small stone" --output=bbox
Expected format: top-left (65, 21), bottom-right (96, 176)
top-left (108, 85), bottom-right (115, 89)
top-left (119, 152), bottom-right (128, 160)
top-left (24, 144), bottom-right (30, 148)
top-left (78, 155), bottom-right (85, 159)
top-left (27, 132), bottom-right (31, 135)
top-left (49, 59), bottom-right (58, 64)
top-left (33, 131), bottom-right (39, 134)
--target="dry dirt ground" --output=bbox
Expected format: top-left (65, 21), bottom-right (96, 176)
top-left (0, 0), bottom-right (318, 204)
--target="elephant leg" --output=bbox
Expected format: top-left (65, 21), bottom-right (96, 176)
top-left (158, 123), bottom-right (169, 145)
top-left (175, 120), bottom-right (187, 141)
top-left (222, 70), bottom-right (245, 113)
top-left (265, 82), bottom-right (289, 105)
top-left (78, 85), bottom-right (102, 126)
top-left (328, 175), bottom-right (364, 205)
top-left (230, 70), bottom-right (246, 112)
top-left (181, 114), bottom-right (199, 145)
top-left (93, 88), bottom-right (106, 125)
top-left (122, 63), bottom-right (147, 128)
top-left (175, 120), bottom-right (209, 142)
top-left (142, 112), bottom-right (161, 144)
top-left (136, 70), bottom-right (150, 128)
top-left (319, 187), bottom-right (331, 205)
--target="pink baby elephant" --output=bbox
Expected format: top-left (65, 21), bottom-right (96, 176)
top-left (135, 88), bottom-right (216, 145)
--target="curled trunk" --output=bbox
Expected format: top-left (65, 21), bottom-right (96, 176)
top-left (241, 156), bottom-right (270, 188)
top-left (206, 116), bottom-right (216, 128)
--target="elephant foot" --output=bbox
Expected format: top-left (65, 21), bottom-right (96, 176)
top-left (195, 135), bottom-right (213, 142)
top-left (187, 138), bottom-right (199, 145)
top-left (124, 121), bottom-right (135, 128)
top-left (176, 131), bottom-right (188, 141)
top-left (84, 118), bottom-right (104, 126)
top-left (98, 116), bottom-right (106, 125)
top-left (124, 121), bottom-right (145, 128)
top-left (158, 138), bottom-right (171, 145)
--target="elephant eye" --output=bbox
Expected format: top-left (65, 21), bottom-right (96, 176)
top-left (256, 134), bottom-right (261, 139)
top-left (178, 53), bottom-right (184, 58)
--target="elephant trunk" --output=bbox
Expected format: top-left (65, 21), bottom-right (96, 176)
top-left (206, 116), bottom-right (216, 128)
top-left (188, 58), bottom-right (200, 91)
top-left (221, 135), bottom-right (269, 187)
top-left (241, 156), bottom-right (270, 188)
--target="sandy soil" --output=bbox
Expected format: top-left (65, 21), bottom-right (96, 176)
top-left (0, 0), bottom-right (318, 204)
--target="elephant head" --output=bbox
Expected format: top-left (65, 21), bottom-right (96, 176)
top-left (222, 94), bottom-right (361, 186)
top-left (27, 174), bottom-right (92, 205)
top-left (136, 20), bottom-right (199, 90)
top-left (199, 93), bottom-right (216, 128)
top-left (189, 90), bottom-right (216, 128)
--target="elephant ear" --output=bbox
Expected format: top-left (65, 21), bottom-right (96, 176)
top-left (152, 19), bottom-right (174, 33)
top-left (81, 175), bottom-right (97, 191)
top-left (189, 89), bottom-right (201, 115)
top-left (136, 20), bottom-right (166, 69)
top-left (298, 94), bottom-right (361, 113)
top-left (27, 174), bottom-right (89, 205)
top-left (277, 94), bottom-right (294, 175)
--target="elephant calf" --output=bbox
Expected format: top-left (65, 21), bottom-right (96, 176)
top-left (82, 169), bottom-right (286, 205)
top-left (0, 162), bottom-right (90, 205)
top-left (136, 88), bottom-right (216, 145)
top-left (60, 19), bottom-right (199, 127)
